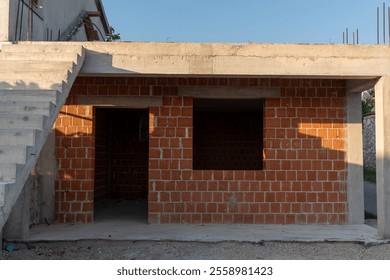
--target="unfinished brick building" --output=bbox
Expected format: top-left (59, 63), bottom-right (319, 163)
top-left (7, 42), bottom-right (390, 240)
top-left (56, 74), bottom-right (348, 225)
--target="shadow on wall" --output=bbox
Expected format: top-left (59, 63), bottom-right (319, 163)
top-left (82, 49), bottom-right (139, 75)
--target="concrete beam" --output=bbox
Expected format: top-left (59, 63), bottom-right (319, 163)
top-left (7, 41), bottom-right (390, 78)
top-left (179, 86), bottom-right (281, 99)
top-left (346, 79), bottom-right (377, 93)
top-left (72, 42), bottom-right (390, 78)
top-left (346, 88), bottom-right (364, 224)
top-left (375, 76), bottom-right (390, 238)
top-left (0, 0), bottom-right (10, 42)
top-left (76, 96), bottom-right (163, 107)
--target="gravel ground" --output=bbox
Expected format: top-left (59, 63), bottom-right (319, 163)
top-left (2, 240), bottom-right (390, 260)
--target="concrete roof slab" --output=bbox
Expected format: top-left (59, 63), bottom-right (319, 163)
top-left (75, 42), bottom-right (390, 78)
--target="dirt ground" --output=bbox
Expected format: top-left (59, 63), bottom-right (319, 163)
top-left (2, 220), bottom-right (386, 260)
top-left (2, 240), bottom-right (390, 260)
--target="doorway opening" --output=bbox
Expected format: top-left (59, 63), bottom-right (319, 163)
top-left (94, 108), bottom-right (149, 223)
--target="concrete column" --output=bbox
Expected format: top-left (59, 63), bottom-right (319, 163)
top-left (36, 130), bottom-right (56, 224)
top-left (346, 89), bottom-right (364, 224)
top-left (0, 0), bottom-right (10, 41)
top-left (3, 178), bottom-right (31, 240)
top-left (375, 76), bottom-right (390, 238)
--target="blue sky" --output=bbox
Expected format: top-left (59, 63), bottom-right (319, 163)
top-left (102, 0), bottom-right (390, 44)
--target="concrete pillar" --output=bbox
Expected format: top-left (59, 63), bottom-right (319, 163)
top-left (346, 89), bottom-right (364, 224)
top-left (0, 0), bottom-right (10, 41)
top-left (36, 130), bottom-right (56, 224)
top-left (375, 76), bottom-right (390, 238)
top-left (3, 178), bottom-right (31, 240)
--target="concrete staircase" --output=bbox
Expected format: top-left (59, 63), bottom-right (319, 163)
top-left (0, 43), bottom-right (85, 231)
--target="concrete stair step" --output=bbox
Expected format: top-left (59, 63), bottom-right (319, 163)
top-left (0, 43), bottom-right (86, 232)
top-left (1, 43), bottom-right (84, 54)
top-left (0, 52), bottom-right (79, 62)
top-left (0, 101), bottom-right (55, 116)
top-left (0, 146), bottom-right (27, 164)
top-left (0, 164), bottom-right (17, 182)
top-left (0, 61), bottom-right (74, 72)
top-left (0, 90), bottom-right (60, 103)
top-left (0, 113), bottom-right (45, 130)
top-left (0, 129), bottom-right (37, 146)
top-left (0, 71), bottom-right (68, 80)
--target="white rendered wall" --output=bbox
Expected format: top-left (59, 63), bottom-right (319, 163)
top-left (6, 0), bottom-right (107, 42)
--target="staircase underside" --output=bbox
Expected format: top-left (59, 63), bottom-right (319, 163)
top-left (0, 42), bottom-right (85, 231)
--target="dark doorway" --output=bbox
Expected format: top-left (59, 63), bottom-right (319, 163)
top-left (94, 108), bottom-right (149, 222)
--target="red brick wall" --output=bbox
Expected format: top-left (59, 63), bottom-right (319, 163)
top-left (55, 102), bottom-right (94, 223)
top-left (55, 77), bottom-right (347, 224)
top-left (94, 109), bottom-right (110, 202)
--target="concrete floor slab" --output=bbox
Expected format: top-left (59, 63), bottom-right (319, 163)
top-left (25, 222), bottom-right (383, 245)
top-left (15, 200), bottom-right (385, 246)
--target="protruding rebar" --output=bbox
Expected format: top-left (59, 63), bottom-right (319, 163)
top-left (378, 6), bottom-right (380, 44)
top-left (384, 2), bottom-right (386, 44)
top-left (356, 29), bottom-right (359, 44)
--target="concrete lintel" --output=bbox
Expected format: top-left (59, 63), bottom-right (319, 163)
top-left (179, 86), bottom-right (280, 99)
top-left (76, 96), bottom-right (163, 107)
top-left (346, 79), bottom-right (377, 93)
top-left (375, 76), bottom-right (390, 238)
top-left (346, 89), bottom-right (364, 224)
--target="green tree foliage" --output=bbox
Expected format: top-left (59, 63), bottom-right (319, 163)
top-left (362, 89), bottom-right (375, 115)
top-left (106, 27), bottom-right (121, 42)
top-left (362, 99), bottom-right (374, 115)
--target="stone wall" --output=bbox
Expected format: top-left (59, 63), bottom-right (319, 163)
top-left (363, 114), bottom-right (376, 170)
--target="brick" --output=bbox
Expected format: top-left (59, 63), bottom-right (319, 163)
top-left (198, 181), bottom-right (207, 191)
top-left (212, 214), bottom-right (223, 223)
top-left (208, 181), bottom-right (218, 191)
top-left (217, 203), bottom-right (228, 213)
top-left (82, 202), bottom-right (93, 212)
